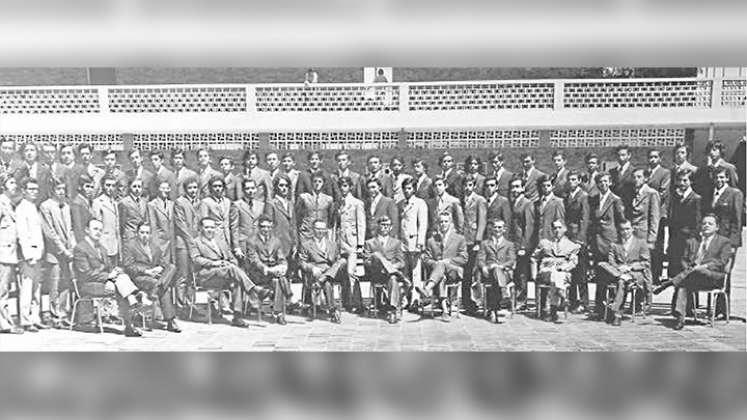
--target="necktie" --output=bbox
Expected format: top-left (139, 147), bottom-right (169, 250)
top-left (695, 239), bottom-right (708, 264)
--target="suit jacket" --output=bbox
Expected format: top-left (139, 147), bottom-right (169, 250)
top-left (477, 236), bottom-right (516, 273)
top-left (337, 194), bottom-right (366, 252)
top-left (647, 165), bottom-right (671, 219)
top-left (70, 194), bottom-right (94, 243)
top-left (391, 173), bottom-right (413, 203)
top-left (469, 173), bottom-right (486, 198)
top-left (424, 229), bottom-right (468, 278)
top-left (534, 194), bottom-right (565, 245)
top-left (223, 173), bottom-right (242, 202)
top-left (296, 169), bottom-right (336, 200)
top-left (551, 168), bottom-right (570, 199)
top-left (522, 167), bottom-right (546, 202)
top-left (92, 194), bottom-right (121, 257)
top-left (299, 236), bottom-right (343, 273)
top-left (296, 192), bottom-right (335, 240)
top-left (147, 197), bottom-right (175, 262)
top-left (439, 168), bottom-right (464, 201)
top-left (509, 195), bottom-right (535, 251)
top-left (198, 195), bottom-right (232, 246)
top-left (282, 169), bottom-right (300, 202)
top-left (118, 195), bottom-right (149, 244)
top-left (628, 185), bottom-right (660, 245)
top-left (0, 194), bottom-right (18, 264)
top-left (122, 239), bottom-right (169, 280)
top-left (365, 194), bottom-right (399, 239)
top-left (246, 234), bottom-right (287, 279)
top-left (681, 234), bottom-right (732, 275)
top-left (414, 174), bottom-right (434, 200)
top-left (362, 170), bottom-right (394, 200)
top-left (668, 189), bottom-right (702, 246)
top-left (16, 199), bottom-right (45, 261)
top-left (174, 195), bottom-right (201, 252)
top-left (592, 191), bottom-right (626, 257)
top-left (533, 236), bottom-right (580, 273)
top-left (488, 168), bottom-right (513, 198)
top-left (190, 234), bottom-right (238, 281)
top-left (463, 192), bottom-right (487, 244)
top-left (398, 196), bottom-right (429, 251)
top-left (229, 198), bottom-right (266, 252)
top-left (153, 166), bottom-right (179, 201)
top-left (610, 162), bottom-right (635, 209)
top-left (363, 235), bottom-right (405, 274)
top-left (72, 238), bottom-right (112, 284)
top-left (174, 167), bottom-right (199, 197)
top-left (428, 193), bottom-right (464, 235)
top-left (125, 167), bottom-right (155, 199)
top-left (707, 186), bottom-right (743, 247)
top-left (240, 167), bottom-right (274, 202)
top-left (197, 166), bottom-right (222, 198)
top-left (14, 161), bottom-right (53, 204)
top-left (486, 193), bottom-right (512, 224)
top-left (331, 169), bottom-right (364, 200)
top-left (265, 195), bottom-right (297, 255)
top-left (582, 170), bottom-right (601, 206)
top-left (564, 189), bottom-right (590, 244)
top-left (40, 198), bottom-right (76, 264)
top-left (605, 237), bottom-right (651, 282)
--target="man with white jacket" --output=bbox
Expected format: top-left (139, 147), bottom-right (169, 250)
top-left (16, 178), bottom-right (47, 332)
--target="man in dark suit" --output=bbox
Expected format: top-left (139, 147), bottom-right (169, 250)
top-left (118, 178), bottom-right (150, 245)
top-left (707, 167), bottom-right (743, 251)
top-left (73, 219), bottom-right (152, 337)
top-left (219, 156), bottom-right (242, 202)
top-left (646, 149), bottom-right (671, 285)
top-left (147, 179), bottom-right (176, 265)
top-left (190, 217), bottom-right (271, 328)
top-left (487, 152), bottom-right (513, 198)
top-left (229, 178), bottom-right (266, 260)
top-left (265, 174), bottom-right (298, 260)
top-left (365, 178), bottom-right (399, 239)
top-left (582, 152), bottom-right (601, 209)
top-left (477, 219), bottom-right (516, 323)
top-left (239, 151), bottom-right (274, 203)
top-left (461, 176), bottom-right (487, 313)
top-left (520, 153), bottom-right (545, 202)
top-left (668, 169), bottom-right (702, 277)
top-left (438, 152), bottom-right (464, 201)
top-left (598, 220), bottom-right (651, 326)
top-left (412, 159), bottom-right (434, 200)
top-left (700, 140), bottom-right (740, 197)
top-left (14, 142), bottom-right (52, 204)
top-left (122, 223), bottom-right (180, 333)
top-left (485, 176), bottom-right (512, 224)
top-left (422, 213), bottom-right (468, 322)
top-left (296, 173), bottom-right (335, 241)
top-left (550, 150), bottom-right (571, 200)
top-left (331, 151), bottom-right (364, 200)
top-left (564, 170), bottom-right (590, 313)
top-left (124, 149), bottom-right (154, 200)
top-left (363, 155), bottom-right (394, 200)
top-left (245, 216), bottom-right (291, 325)
top-left (628, 168), bottom-right (660, 250)
top-left (654, 214), bottom-right (733, 330)
top-left (534, 176), bottom-right (566, 246)
top-left (70, 175), bottom-right (96, 243)
top-left (363, 215), bottom-right (407, 324)
top-left (150, 151), bottom-right (178, 201)
top-left (610, 146), bottom-right (636, 210)
top-left (508, 176), bottom-right (535, 309)
top-left (295, 152), bottom-right (335, 200)
top-left (298, 219), bottom-right (347, 323)
top-left (173, 177), bottom-right (201, 308)
top-left (428, 176), bottom-right (464, 236)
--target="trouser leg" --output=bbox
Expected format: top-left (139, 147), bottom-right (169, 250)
top-left (569, 249), bottom-right (588, 307)
top-left (19, 261), bottom-right (41, 326)
top-left (386, 275), bottom-right (400, 309)
top-left (174, 248), bottom-right (192, 307)
top-left (462, 248), bottom-right (477, 310)
top-left (610, 279), bottom-right (627, 315)
top-left (45, 262), bottom-right (62, 319)
top-left (272, 277), bottom-right (287, 312)
top-left (0, 264), bottom-right (15, 330)
top-left (514, 254), bottom-right (530, 305)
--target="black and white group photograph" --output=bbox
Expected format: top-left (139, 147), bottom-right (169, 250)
top-left (0, 65), bottom-right (744, 352)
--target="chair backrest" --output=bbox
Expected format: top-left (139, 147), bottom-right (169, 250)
top-left (723, 254), bottom-right (736, 291)
top-left (71, 278), bottom-right (81, 299)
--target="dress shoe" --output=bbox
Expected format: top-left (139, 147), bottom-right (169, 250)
top-left (515, 303), bottom-right (529, 312)
top-left (24, 325), bottom-right (39, 333)
top-left (329, 309), bottom-right (341, 324)
top-left (611, 316), bottom-right (622, 327)
top-left (652, 281), bottom-right (672, 295)
top-left (166, 319), bottom-right (182, 333)
top-left (673, 317), bottom-right (685, 330)
top-left (387, 311), bottom-right (398, 324)
top-left (488, 310), bottom-right (497, 324)
top-left (231, 316), bottom-right (248, 328)
top-left (571, 305), bottom-right (587, 314)
top-left (34, 322), bottom-right (51, 330)
top-left (275, 313), bottom-right (288, 326)
top-left (124, 326), bottom-right (143, 337)
top-left (1, 327), bottom-right (24, 334)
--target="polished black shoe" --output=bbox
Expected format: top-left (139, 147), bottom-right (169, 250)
top-left (124, 326), bottom-right (143, 337)
top-left (166, 319), bottom-right (182, 333)
top-left (653, 281), bottom-right (673, 295)
top-left (231, 316), bottom-right (248, 328)
top-left (611, 316), bottom-right (622, 327)
top-left (673, 317), bottom-right (685, 330)
top-left (275, 314), bottom-right (288, 326)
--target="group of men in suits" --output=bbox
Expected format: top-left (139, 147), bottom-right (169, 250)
top-left (0, 137), bottom-right (742, 336)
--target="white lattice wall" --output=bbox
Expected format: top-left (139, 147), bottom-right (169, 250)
top-left (407, 130), bottom-right (540, 149)
top-left (108, 87), bottom-right (247, 113)
top-left (550, 128), bottom-right (685, 148)
top-left (408, 82), bottom-right (554, 111)
top-left (269, 131), bottom-right (399, 150)
top-left (131, 133), bottom-right (259, 150)
top-left (255, 85), bottom-right (399, 112)
top-left (3, 133), bottom-right (122, 149)
top-left (0, 88), bottom-right (100, 114)
top-left (563, 80), bottom-right (712, 108)
top-left (721, 80), bottom-right (746, 107)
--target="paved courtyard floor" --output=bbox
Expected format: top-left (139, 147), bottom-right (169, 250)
top-left (2, 234), bottom-right (745, 352)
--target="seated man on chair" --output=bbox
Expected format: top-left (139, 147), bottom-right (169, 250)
top-left (298, 219), bottom-right (346, 323)
top-left (363, 215), bottom-right (407, 324)
top-left (531, 219), bottom-right (580, 323)
top-left (72, 218), bottom-right (153, 337)
top-left (244, 215), bottom-right (291, 325)
top-left (653, 214), bottom-right (732, 330)
top-left (191, 217), bottom-right (272, 328)
top-left (422, 212), bottom-right (468, 322)
top-left (122, 222), bottom-right (181, 333)
top-left (477, 218), bottom-right (516, 323)
top-left (597, 220), bottom-right (651, 326)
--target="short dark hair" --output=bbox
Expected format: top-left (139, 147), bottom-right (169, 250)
top-left (182, 176), bottom-right (199, 191)
top-left (401, 177), bottom-right (417, 190)
top-left (257, 215), bottom-right (273, 226)
top-left (702, 213), bottom-right (719, 226)
top-left (20, 177), bottom-right (38, 191)
top-left (273, 173), bottom-right (291, 194)
top-left (149, 150), bottom-right (165, 160)
top-left (366, 177), bottom-right (382, 188)
top-left (615, 145), bottom-right (631, 154)
top-left (77, 143), bottom-right (93, 154)
top-left (673, 142), bottom-right (690, 158)
top-left (412, 158), bottom-right (429, 171)
top-left (552, 150), bottom-right (566, 160)
top-left (585, 152), bottom-right (599, 163)
top-left (78, 174), bottom-right (94, 189)
top-left (705, 140), bottom-right (724, 154)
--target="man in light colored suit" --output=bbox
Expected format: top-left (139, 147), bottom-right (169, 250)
top-left (118, 177), bottom-right (150, 245)
top-left (230, 178), bottom-right (266, 261)
top-left (147, 179), bottom-right (175, 264)
top-left (477, 219), bottom-right (516, 323)
top-left (487, 152), bottom-right (513, 199)
top-left (520, 153), bottom-right (546, 202)
top-left (336, 176), bottom-right (366, 312)
top-left (363, 216), bottom-right (407, 324)
top-left (150, 151), bottom-right (178, 201)
top-left (92, 174), bottom-right (121, 264)
top-left (398, 178), bottom-right (428, 309)
top-left (462, 176), bottom-right (487, 313)
top-left (365, 177), bottom-right (399, 239)
top-left (199, 176), bottom-right (232, 248)
top-left (219, 156), bottom-right (242, 202)
top-left (16, 178), bottom-right (48, 331)
top-left (412, 159), bottom-right (434, 200)
top-left (171, 149), bottom-right (198, 198)
top-left (299, 219), bottom-right (346, 323)
top-left (532, 219), bottom-right (580, 323)
top-left (422, 213), bottom-right (468, 321)
top-left (0, 174), bottom-right (22, 334)
top-left (125, 148), bottom-right (154, 200)
top-left (173, 177), bottom-right (201, 308)
top-left (296, 173), bottom-right (335, 242)
top-left (598, 220), bottom-right (651, 326)
top-left (191, 217), bottom-right (271, 328)
top-left (40, 177), bottom-right (76, 328)
top-left (196, 148), bottom-right (222, 199)
top-left (628, 168), bottom-right (660, 250)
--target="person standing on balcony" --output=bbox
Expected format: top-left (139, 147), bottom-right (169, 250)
top-left (150, 151), bottom-right (178, 201)
top-left (304, 68), bottom-right (318, 86)
top-left (196, 148), bottom-right (221, 199)
top-left (125, 149), bottom-right (154, 200)
top-left (171, 149), bottom-right (198, 198)
top-left (296, 152), bottom-right (335, 200)
top-left (520, 153), bottom-right (545, 203)
top-left (487, 152), bottom-right (512, 199)
top-left (438, 152), bottom-right (464, 201)
top-left (610, 146), bottom-right (636, 211)
top-left (362, 155), bottom-right (393, 200)
top-left (240, 151), bottom-right (273, 203)
top-left (218, 156), bottom-right (241, 202)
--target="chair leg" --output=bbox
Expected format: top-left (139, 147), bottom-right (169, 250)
top-left (725, 292), bottom-right (730, 324)
top-left (631, 287), bottom-right (636, 323)
top-left (563, 287), bottom-right (568, 320)
top-left (208, 299), bottom-right (213, 325)
top-left (95, 302), bottom-right (103, 334)
top-left (69, 300), bottom-right (78, 331)
top-left (481, 284), bottom-right (487, 317)
top-left (510, 286), bottom-right (515, 318)
top-left (604, 287), bottom-right (612, 321)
